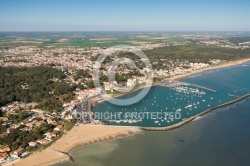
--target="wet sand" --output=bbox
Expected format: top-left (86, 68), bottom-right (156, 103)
top-left (5, 125), bottom-right (140, 166)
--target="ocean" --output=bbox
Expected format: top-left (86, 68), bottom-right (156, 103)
top-left (55, 62), bottom-right (250, 166)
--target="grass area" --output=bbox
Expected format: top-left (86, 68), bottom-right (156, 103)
top-left (106, 90), bottom-right (120, 95)
top-left (40, 38), bottom-right (136, 48)
top-left (166, 37), bottom-right (190, 43)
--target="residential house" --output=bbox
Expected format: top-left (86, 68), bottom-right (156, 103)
top-left (28, 141), bottom-right (38, 147)
top-left (54, 125), bottom-right (63, 131)
top-left (11, 148), bottom-right (24, 158)
top-left (0, 152), bottom-right (8, 162)
top-left (47, 118), bottom-right (55, 124)
top-left (0, 117), bottom-right (8, 122)
top-left (31, 109), bottom-right (44, 114)
top-left (10, 123), bottom-right (20, 129)
top-left (0, 146), bottom-right (10, 153)
top-left (44, 132), bottom-right (57, 141)
top-left (36, 139), bottom-right (46, 145)
top-left (20, 127), bottom-right (29, 132)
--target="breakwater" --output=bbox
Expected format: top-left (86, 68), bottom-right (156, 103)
top-left (188, 83), bottom-right (217, 93)
top-left (156, 80), bottom-right (216, 93)
top-left (140, 94), bottom-right (250, 131)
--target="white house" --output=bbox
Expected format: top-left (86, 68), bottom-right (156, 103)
top-left (103, 82), bottom-right (111, 91)
top-left (127, 79), bottom-right (136, 87)
top-left (28, 141), bottom-right (38, 147)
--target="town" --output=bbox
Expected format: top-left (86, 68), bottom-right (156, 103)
top-left (1, 32), bottom-right (250, 164)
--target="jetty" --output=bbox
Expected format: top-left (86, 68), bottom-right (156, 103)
top-left (188, 84), bottom-right (216, 93)
top-left (157, 79), bottom-right (217, 93)
top-left (50, 149), bottom-right (75, 163)
top-left (156, 80), bottom-right (188, 88)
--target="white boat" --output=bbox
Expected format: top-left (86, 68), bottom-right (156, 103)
top-left (185, 105), bottom-right (192, 108)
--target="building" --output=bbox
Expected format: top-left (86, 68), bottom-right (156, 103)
top-left (0, 152), bottom-right (8, 162)
top-left (54, 125), bottom-right (63, 131)
top-left (11, 148), bottom-right (24, 158)
top-left (28, 141), bottom-right (38, 147)
top-left (0, 117), bottom-right (8, 122)
top-left (0, 146), bottom-right (10, 153)
top-left (103, 82), bottom-right (111, 91)
top-left (36, 139), bottom-right (46, 145)
top-left (44, 132), bottom-right (57, 141)
top-left (31, 109), bottom-right (44, 114)
top-left (127, 79), bottom-right (136, 87)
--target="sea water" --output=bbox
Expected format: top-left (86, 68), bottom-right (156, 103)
top-left (56, 62), bottom-right (250, 166)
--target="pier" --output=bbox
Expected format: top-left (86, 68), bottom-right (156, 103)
top-left (157, 80), bottom-right (188, 88)
top-left (157, 79), bottom-right (217, 93)
top-left (188, 84), bottom-right (217, 93)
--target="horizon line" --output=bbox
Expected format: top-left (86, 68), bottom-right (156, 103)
top-left (0, 30), bottom-right (250, 33)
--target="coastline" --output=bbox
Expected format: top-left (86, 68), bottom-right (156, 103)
top-left (6, 58), bottom-right (250, 166)
top-left (93, 58), bottom-right (250, 104)
top-left (5, 125), bottom-right (140, 166)
top-left (171, 58), bottom-right (250, 80)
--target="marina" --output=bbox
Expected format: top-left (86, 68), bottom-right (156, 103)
top-left (91, 85), bottom-right (234, 127)
top-left (91, 62), bottom-right (250, 128)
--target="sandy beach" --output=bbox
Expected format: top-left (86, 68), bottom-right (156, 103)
top-left (4, 58), bottom-right (250, 166)
top-left (5, 125), bottom-right (140, 166)
top-left (171, 58), bottom-right (250, 80)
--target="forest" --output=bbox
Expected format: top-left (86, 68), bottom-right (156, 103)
top-left (0, 66), bottom-right (75, 112)
top-left (144, 45), bottom-right (250, 63)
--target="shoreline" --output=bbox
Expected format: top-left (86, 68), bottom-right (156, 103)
top-left (6, 58), bottom-right (250, 166)
top-left (171, 58), bottom-right (250, 80)
top-left (93, 58), bottom-right (250, 104)
top-left (5, 125), bottom-right (140, 166)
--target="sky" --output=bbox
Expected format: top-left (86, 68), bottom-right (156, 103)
top-left (0, 0), bottom-right (250, 31)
